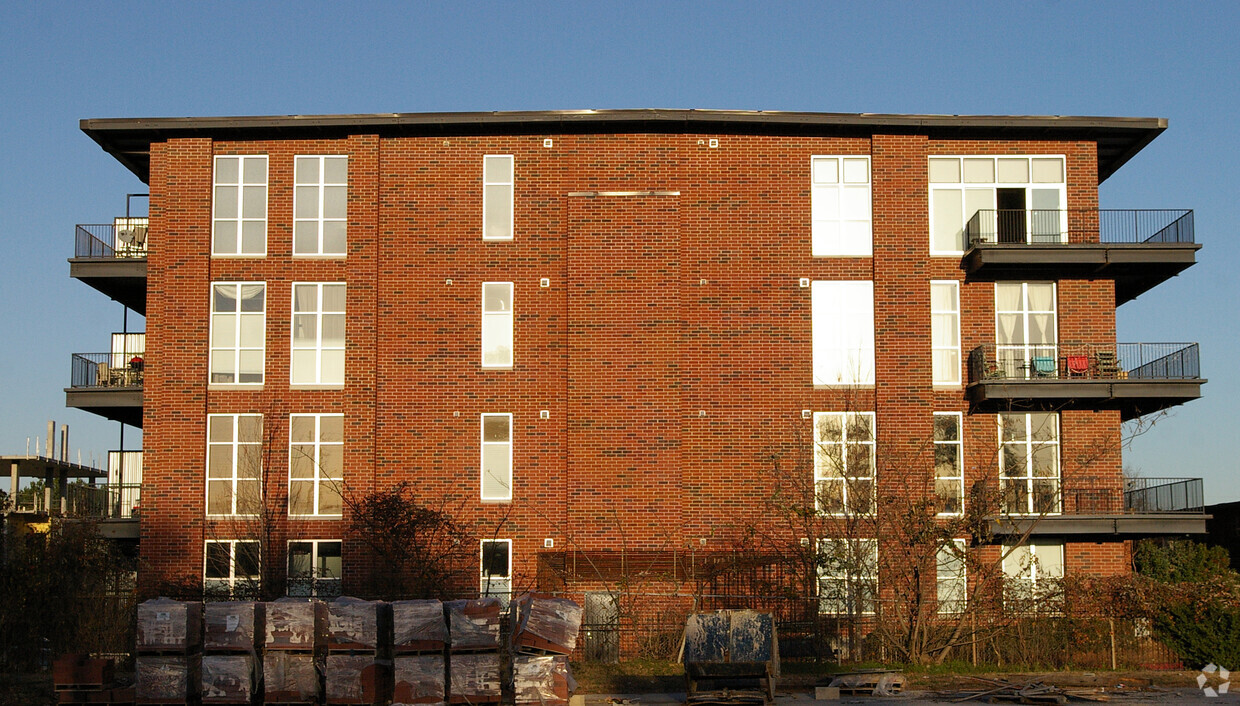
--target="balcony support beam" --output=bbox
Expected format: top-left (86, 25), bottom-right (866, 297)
top-left (990, 513), bottom-right (1209, 538)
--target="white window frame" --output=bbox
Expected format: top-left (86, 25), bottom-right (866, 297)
top-left (999, 413), bottom-right (1061, 515)
top-left (204, 540), bottom-right (261, 599)
top-left (480, 413), bottom-right (513, 502)
top-left (934, 412), bottom-right (964, 516)
top-left (811, 280), bottom-right (875, 386)
top-left (293, 155), bottom-right (348, 257)
top-left (936, 539), bottom-right (967, 614)
top-left (205, 414), bottom-right (263, 517)
top-left (291, 282), bottom-right (346, 386)
top-left (813, 412), bottom-right (876, 516)
top-left (928, 155), bottom-right (1066, 255)
top-left (931, 280), bottom-right (961, 386)
top-left (288, 414), bottom-right (344, 518)
top-left (480, 538), bottom-right (512, 605)
top-left (212, 155), bottom-right (268, 256)
top-left (1002, 541), bottom-right (1064, 609)
top-left (811, 155), bottom-right (872, 257)
top-left (481, 282), bottom-right (514, 369)
top-left (995, 282), bottom-right (1057, 378)
top-left (287, 539), bottom-right (342, 598)
top-left (209, 282), bottom-right (266, 386)
top-left (483, 155), bottom-right (514, 241)
top-left (817, 538), bottom-right (878, 615)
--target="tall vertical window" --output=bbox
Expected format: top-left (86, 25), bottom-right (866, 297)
top-left (292, 283), bottom-right (346, 385)
top-left (481, 413), bottom-right (512, 501)
top-left (999, 413), bottom-right (1060, 515)
top-left (483, 155), bottom-right (514, 241)
top-left (937, 540), bottom-right (967, 613)
top-left (929, 155), bottom-right (1066, 253)
top-left (1003, 541), bottom-right (1064, 608)
top-left (205, 540), bottom-right (260, 599)
top-left (289, 414), bottom-right (344, 517)
top-left (480, 539), bottom-right (512, 606)
top-left (811, 281), bottom-right (874, 386)
top-left (206, 414), bottom-right (263, 516)
top-left (811, 156), bottom-right (872, 257)
top-left (481, 282), bottom-right (514, 369)
top-left (813, 412), bottom-right (875, 515)
top-left (288, 539), bottom-right (342, 598)
top-left (213, 155), bottom-right (268, 256)
top-left (817, 538), bottom-right (878, 615)
top-left (995, 282), bottom-right (1057, 378)
top-left (934, 412), bottom-right (964, 515)
top-left (210, 283), bottom-right (265, 385)
top-left (294, 156), bottom-right (348, 256)
top-left (931, 281), bottom-right (961, 385)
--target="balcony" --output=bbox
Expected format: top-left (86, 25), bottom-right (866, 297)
top-left (70, 219), bottom-right (148, 314)
top-left (990, 477), bottom-right (1207, 538)
top-left (962, 209), bottom-right (1199, 304)
top-left (967, 342), bottom-right (1204, 420)
top-left (10, 482), bottom-right (141, 540)
top-left (65, 350), bottom-right (144, 427)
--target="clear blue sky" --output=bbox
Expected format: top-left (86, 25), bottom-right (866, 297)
top-left (1, 1), bottom-right (1236, 499)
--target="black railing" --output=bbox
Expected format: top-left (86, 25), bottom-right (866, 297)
top-left (1124, 477), bottom-right (1205, 514)
top-left (965, 209), bottom-right (1194, 247)
top-left (70, 352), bottom-right (145, 389)
top-left (969, 342), bottom-right (1201, 382)
top-left (74, 219), bottom-right (148, 259)
top-left (998, 478), bottom-right (1206, 516)
top-left (13, 482), bottom-right (141, 519)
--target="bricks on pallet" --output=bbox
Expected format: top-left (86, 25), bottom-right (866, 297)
top-left (448, 652), bottom-right (501, 704)
top-left (326, 653), bottom-right (387, 705)
top-left (328, 596), bottom-right (386, 652)
top-left (204, 601), bottom-right (264, 652)
top-left (392, 654), bottom-right (446, 706)
top-left (512, 596), bottom-right (583, 655)
top-left (53, 654), bottom-right (115, 689)
top-left (266, 597), bottom-right (327, 651)
top-left (264, 651), bottom-right (321, 703)
top-left (137, 598), bottom-right (201, 653)
top-left (392, 599), bottom-right (446, 653)
top-left (513, 655), bottom-right (572, 706)
top-left (446, 598), bottom-right (500, 652)
top-left (136, 653), bottom-right (200, 703)
top-left (201, 654), bottom-right (256, 704)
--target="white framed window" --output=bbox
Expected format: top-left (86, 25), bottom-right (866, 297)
top-left (287, 539), bottom-right (342, 598)
top-left (929, 155), bottom-right (1065, 254)
top-left (481, 282), bottom-right (513, 369)
top-left (931, 281), bottom-right (961, 386)
top-left (934, 412), bottom-right (964, 515)
top-left (480, 539), bottom-right (512, 606)
top-left (937, 540), bottom-right (967, 613)
top-left (483, 155), bottom-right (514, 241)
top-left (294, 155), bottom-right (348, 256)
top-left (481, 413), bottom-right (512, 501)
top-left (811, 281), bottom-right (874, 386)
top-left (291, 283), bottom-right (346, 386)
top-left (999, 413), bottom-right (1060, 515)
top-left (210, 282), bottom-right (265, 385)
top-left (995, 282), bottom-right (1057, 378)
top-left (288, 414), bottom-right (343, 517)
top-left (813, 412), bottom-right (875, 515)
top-left (1003, 541), bottom-right (1064, 609)
top-left (206, 414), bottom-right (263, 516)
top-left (811, 155), bottom-right (872, 257)
top-left (212, 155), bottom-right (268, 256)
top-left (817, 538), bottom-right (878, 615)
top-left (205, 540), bottom-right (261, 599)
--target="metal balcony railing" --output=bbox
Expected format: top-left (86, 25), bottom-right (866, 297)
top-left (1123, 477), bottom-right (1205, 514)
top-left (74, 218), bottom-right (149, 259)
top-left (12, 482), bottom-right (142, 519)
top-left (70, 352), bottom-right (145, 389)
top-left (997, 478), bottom-right (1205, 517)
top-left (965, 209), bottom-right (1194, 247)
top-left (969, 342), bottom-right (1201, 382)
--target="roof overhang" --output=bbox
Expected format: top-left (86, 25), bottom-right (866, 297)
top-left (81, 109), bottom-right (1166, 185)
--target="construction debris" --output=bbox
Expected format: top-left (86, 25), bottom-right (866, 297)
top-left (824, 669), bottom-right (905, 696)
top-left (942, 676), bottom-right (1114, 703)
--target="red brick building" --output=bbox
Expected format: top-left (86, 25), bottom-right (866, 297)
top-left (70, 110), bottom-right (1205, 618)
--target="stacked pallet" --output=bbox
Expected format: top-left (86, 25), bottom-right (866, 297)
top-left (201, 602), bottom-right (263, 705)
top-left (53, 654), bottom-right (132, 705)
top-left (263, 598), bottom-right (326, 705)
top-left (445, 598), bottom-right (502, 705)
top-left (325, 597), bottom-right (389, 705)
top-left (510, 596), bottom-right (583, 706)
top-left (391, 600), bottom-right (447, 706)
top-left (136, 598), bottom-right (202, 705)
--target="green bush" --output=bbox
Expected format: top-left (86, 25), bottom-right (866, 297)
top-left (1134, 540), bottom-right (1240, 669)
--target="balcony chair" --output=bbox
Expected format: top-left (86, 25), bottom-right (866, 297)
top-left (1032, 356), bottom-right (1057, 378)
top-left (1095, 351), bottom-right (1120, 378)
top-left (1065, 354), bottom-right (1090, 377)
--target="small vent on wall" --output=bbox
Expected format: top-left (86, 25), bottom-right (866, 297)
top-left (544, 538), bottom-right (554, 548)
top-left (709, 139), bottom-right (719, 148)
top-left (799, 277), bottom-right (810, 288)
top-left (540, 410), bottom-right (550, 420)
top-left (802, 409), bottom-right (812, 419)
top-left (540, 277), bottom-right (550, 288)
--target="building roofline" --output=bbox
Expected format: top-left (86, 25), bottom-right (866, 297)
top-left (81, 108), bottom-right (1167, 184)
